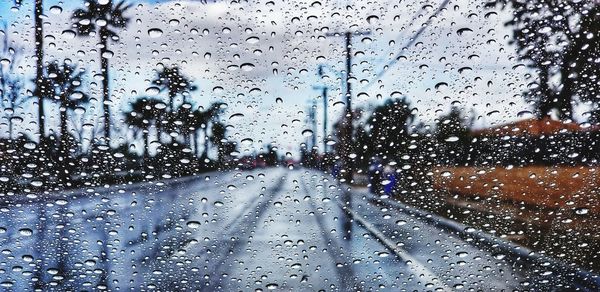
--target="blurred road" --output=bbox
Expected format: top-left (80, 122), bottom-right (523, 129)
top-left (0, 167), bottom-right (598, 291)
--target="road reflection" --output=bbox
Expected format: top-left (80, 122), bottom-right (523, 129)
top-left (0, 177), bottom-right (198, 290)
top-left (1, 168), bottom-right (598, 291)
top-left (0, 169), bottom-right (410, 291)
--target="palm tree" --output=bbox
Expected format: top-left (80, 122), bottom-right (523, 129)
top-left (210, 121), bottom-right (226, 163)
top-left (174, 103), bottom-right (195, 149)
top-left (38, 60), bottom-right (89, 151)
top-left (72, 0), bottom-right (132, 143)
top-left (0, 25), bottom-right (28, 139)
top-left (193, 102), bottom-right (223, 159)
top-left (151, 66), bottom-right (197, 113)
top-left (13, 1), bottom-right (45, 139)
top-left (124, 97), bottom-right (164, 157)
top-left (191, 108), bottom-right (207, 157)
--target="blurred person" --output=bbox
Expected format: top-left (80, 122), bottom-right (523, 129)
top-left (368, 158), bottom-right (383, 194)
top-left (382, 165), bottom-right (397, 197)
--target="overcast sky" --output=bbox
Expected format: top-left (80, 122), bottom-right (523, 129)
top-left (0, 0), bottom-right (547, 156)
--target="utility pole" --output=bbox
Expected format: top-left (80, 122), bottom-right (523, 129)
top-left (326, 30), bottom-right (369, 241)
top-left (313, 65), bottom-right (329, 153)
top-left (325, 30), bottom-right (370, 183)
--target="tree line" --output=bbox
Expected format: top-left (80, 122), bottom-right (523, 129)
top-left (0, 0), bottom-right (238, 193)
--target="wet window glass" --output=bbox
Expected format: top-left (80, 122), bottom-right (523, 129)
top-left (1, 0), bottom-right (599, 290)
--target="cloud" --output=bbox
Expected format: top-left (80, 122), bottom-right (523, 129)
top-left (2, 0), bottom-right (533, 155)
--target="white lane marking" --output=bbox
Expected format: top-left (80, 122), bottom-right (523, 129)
top-left (341, 204), bottom-right (451, 292)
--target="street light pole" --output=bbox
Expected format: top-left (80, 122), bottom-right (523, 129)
top-left (321, 86), bottom-right (328, 152)
top-left (310, 99), bottom-right (317, 149)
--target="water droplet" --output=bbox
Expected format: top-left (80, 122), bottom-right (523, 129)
top-left (101, 50), bottom-right (114, 59)
top-left (241, 63), bottom-right (255, 71)
top-left (434, 82), bottom-right (448, 90)
top-left (484, 11), bottom-right (497, 18)
top-left (458, 67), bottom-right (472, 74)
top-left (493, 253), bottom-right (506, 260)
top-left (266, 283), bottom-right (279, 290)
top-left (18, 228), bottom-right (33, 236)
top-left (213, 86), bottom-right (224, 93)
top-left (148, 28), bottom-right (163, 38)
top-left (229, 113), bottom-right (244, 120)
top-left (302, 129), bottom-right (313, 137)
top-left (187, 221), bottom-right (201, 229)
top-left (62, 30), bottom-right (76, 39)
top-left (378, 251), bottom-right (389, 257)
top-left (367, 15), bottom-right (379, 24)
top-left (246, 36), bottom-right (260, 44)
top-left (456, 28), bottom-right (473, 36)
top-left (49, 5), bottom-right (62, 14)
top-left (146, 86), bottom-right (160, 94)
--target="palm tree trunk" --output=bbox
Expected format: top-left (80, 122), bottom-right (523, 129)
top-left (8, 116), bottom-right (13, 140)
top-left (34, 0), bottom-right (45, 141)
top-left (184, 128), bottom-right (190, 149)
top-left (57, 103), bottom-right (69, 182)
top-left (202, 127), bottom-right (209, 159)
top-left (169, 92), bottom-right (175, 113)
top-left (99, 27), bottom-right (111, 143)
top-left (156, 124), bottom-right (162, 145)
top-left (217, 143), bottom-right (223, 164)
top-left (168, 93), bottom-right (176, 145)
top-left (60, 105), bottom-right (68, 149)
top-left (143, 129), bottom-right (149, 158)
top-left (193, 129), bottom-right (199, 157)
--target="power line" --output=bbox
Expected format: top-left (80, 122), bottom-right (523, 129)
top-left (363, 0), bottom-right (451, 91)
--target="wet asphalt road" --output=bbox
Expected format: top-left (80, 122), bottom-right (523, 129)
top-left (0, 167), bottom-right (598, 291)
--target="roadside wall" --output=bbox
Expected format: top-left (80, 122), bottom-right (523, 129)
top-left (432, 166), bottom-right (600, 212)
